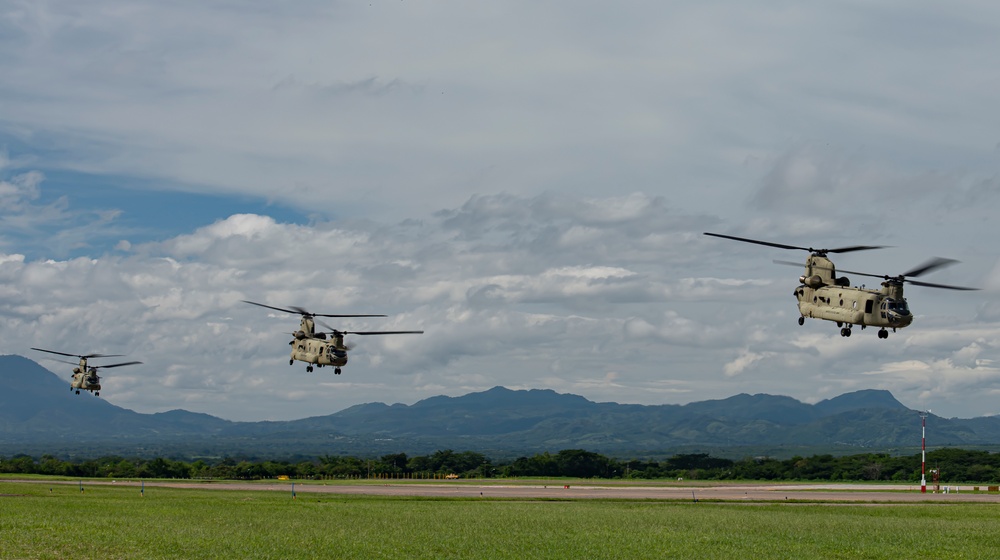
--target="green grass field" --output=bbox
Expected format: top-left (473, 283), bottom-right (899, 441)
top-left (2, 480), bottom-right (999, 559)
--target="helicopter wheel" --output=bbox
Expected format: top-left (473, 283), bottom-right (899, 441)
top-left (878, 329), bottom-right (888, 339)
top-left (306, 366), bottom-right (313, 372)
top-left (289, 359), bottom-right (294, 366)
top-left (798, 317), bottom-right (805, 326)
top-left (335, 367), bottom-right (342, 375)
top-left (95, 392), bottom-right (100, 396)
top-left (75, 390), bottom-right (80, 395)
top-left (840, 327), bottom-right (852, 337)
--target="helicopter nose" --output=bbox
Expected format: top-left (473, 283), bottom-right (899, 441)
top-left (888, 313), bottom-right (912, 326)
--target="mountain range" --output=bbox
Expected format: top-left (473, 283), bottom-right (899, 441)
top-left (2, 354), bottom-right (999, 460)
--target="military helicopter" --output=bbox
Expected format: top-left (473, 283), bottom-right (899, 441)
top-left (704, 233), bottom-right (978, 338)
top-left (243, 301), bottom-right (424, 374)
top-left (30, 347), bottom-right (142, 396)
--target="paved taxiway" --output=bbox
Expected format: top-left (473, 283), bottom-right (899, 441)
top-left (22, 480), bottom-right (1000, 503)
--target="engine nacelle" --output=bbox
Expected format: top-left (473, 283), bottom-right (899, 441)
top-left (294, 330), bottom-right (307, 340)
top-left (835, 276), bottom-right (850, 287)
top-left (800, 275), bottom-right (825, 288)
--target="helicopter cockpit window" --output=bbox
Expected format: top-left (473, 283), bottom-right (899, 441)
top-left (885, 299), bottom-right (910, 315)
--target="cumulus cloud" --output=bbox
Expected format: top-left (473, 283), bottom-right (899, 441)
top-left (2, 192), bottom-right (755, 420)
top-left (2, 186), bottom-right (997, 421)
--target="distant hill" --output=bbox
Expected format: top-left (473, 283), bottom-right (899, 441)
top-left (2, 354), bottom-right (1000, 459)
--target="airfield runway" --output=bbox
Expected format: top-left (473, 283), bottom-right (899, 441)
top-left (26, 480), bottom-right (1000, 503)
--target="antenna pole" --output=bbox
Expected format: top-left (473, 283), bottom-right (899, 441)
top-left (919, 411), bottom-right (929, 494)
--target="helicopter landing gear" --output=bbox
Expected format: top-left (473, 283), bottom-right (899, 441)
top-left (878, 328), bottom-right (889, 339)
top-left (798, 317), bottom-right (805, 326)
top-left (75, 390), bottom-right (80, 394)
top-left (289, 359), bottom-right (294, 366)
top-left (840, 327), bottom-right (852, 337)
top-left (306, 365), bottom-right (314, 372)
top-left (335, 367), bottom-right (342, 375)
top-left (95, 392), bottom-right (99, 397)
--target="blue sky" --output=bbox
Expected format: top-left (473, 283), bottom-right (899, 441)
top-left (4, 165), bottom-right (309, 259)
top-left (2, 0), bottom-right (999, 421)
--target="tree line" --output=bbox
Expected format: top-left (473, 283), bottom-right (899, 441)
top-left (3, 448), bottom-right (1000, 482)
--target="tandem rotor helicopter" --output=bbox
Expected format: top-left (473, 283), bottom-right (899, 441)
top-left (30, 348), bottom-right (142, 396)
top-left (243, 301), bottom-right (424, 374)
top-left (704, 233), bottom-right (978, 338)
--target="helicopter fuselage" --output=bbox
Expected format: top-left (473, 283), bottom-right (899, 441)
top-left (70, 367), bottom-right (101, 393)
top-left (794, 255), bottom-right (912, 337)
top-left (290, 332), bottom-right (348, 372)
top-left (795, 285), bottom-right (912, 329)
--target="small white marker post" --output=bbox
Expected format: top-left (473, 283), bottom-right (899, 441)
top-left (920, 411), bottom-right (930, 493)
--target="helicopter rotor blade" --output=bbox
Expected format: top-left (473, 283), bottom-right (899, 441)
top-left (48, 358), bottom-right (82, 366)
top-left (243, 300), bottom-right (300, 315)
top-left (902, 257), bottom-right (959, 278)
top-left (803, 263), bottom-right (978, 290)
top-left (30, 348), bottom-right (123, 359)
top-left (906, 279), bottom-right (979, 291)
top-left (826, 267), bottom-right (888, 280)
top-left (705, 233), bottom-right (885, 255)
top-left (286, 306), bottom-right (386, 319)
top-left (313, 312), bottom-right (388, 318)
top-left (92, 361), bottom-right (143, 370)
top-left (773, 259), bottom-right (807, 268)
top-left (30, 347), bottom-right (80, 358)
top-left (343, 331), bottom-right (425, 336)
top-left (244, 300), bottom-right (386, 318)
top-left (705, 233), bottom-right (808, 252)
top-left (827, 245), bottom-right (886, 254)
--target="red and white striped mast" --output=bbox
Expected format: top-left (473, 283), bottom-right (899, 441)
top-left (920, 410), bottom-right (930, 493)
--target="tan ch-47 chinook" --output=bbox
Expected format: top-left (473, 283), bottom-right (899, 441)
top-left (244, 301), bottom-right (423, 374)
top-left (30, 348), bottom-right (142, 396)
top-left (704, 233), bottom-right (978, 339)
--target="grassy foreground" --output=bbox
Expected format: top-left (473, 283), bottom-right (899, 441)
top-left (2, 481), bottom-right (999, 559)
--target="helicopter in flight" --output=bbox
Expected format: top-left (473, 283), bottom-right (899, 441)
top-left (704, 233), bottom-right (978, 338)
top-left (30, 347), bottom-right (142, 396)
top-left (243, 301), bottom-right (424, 374)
